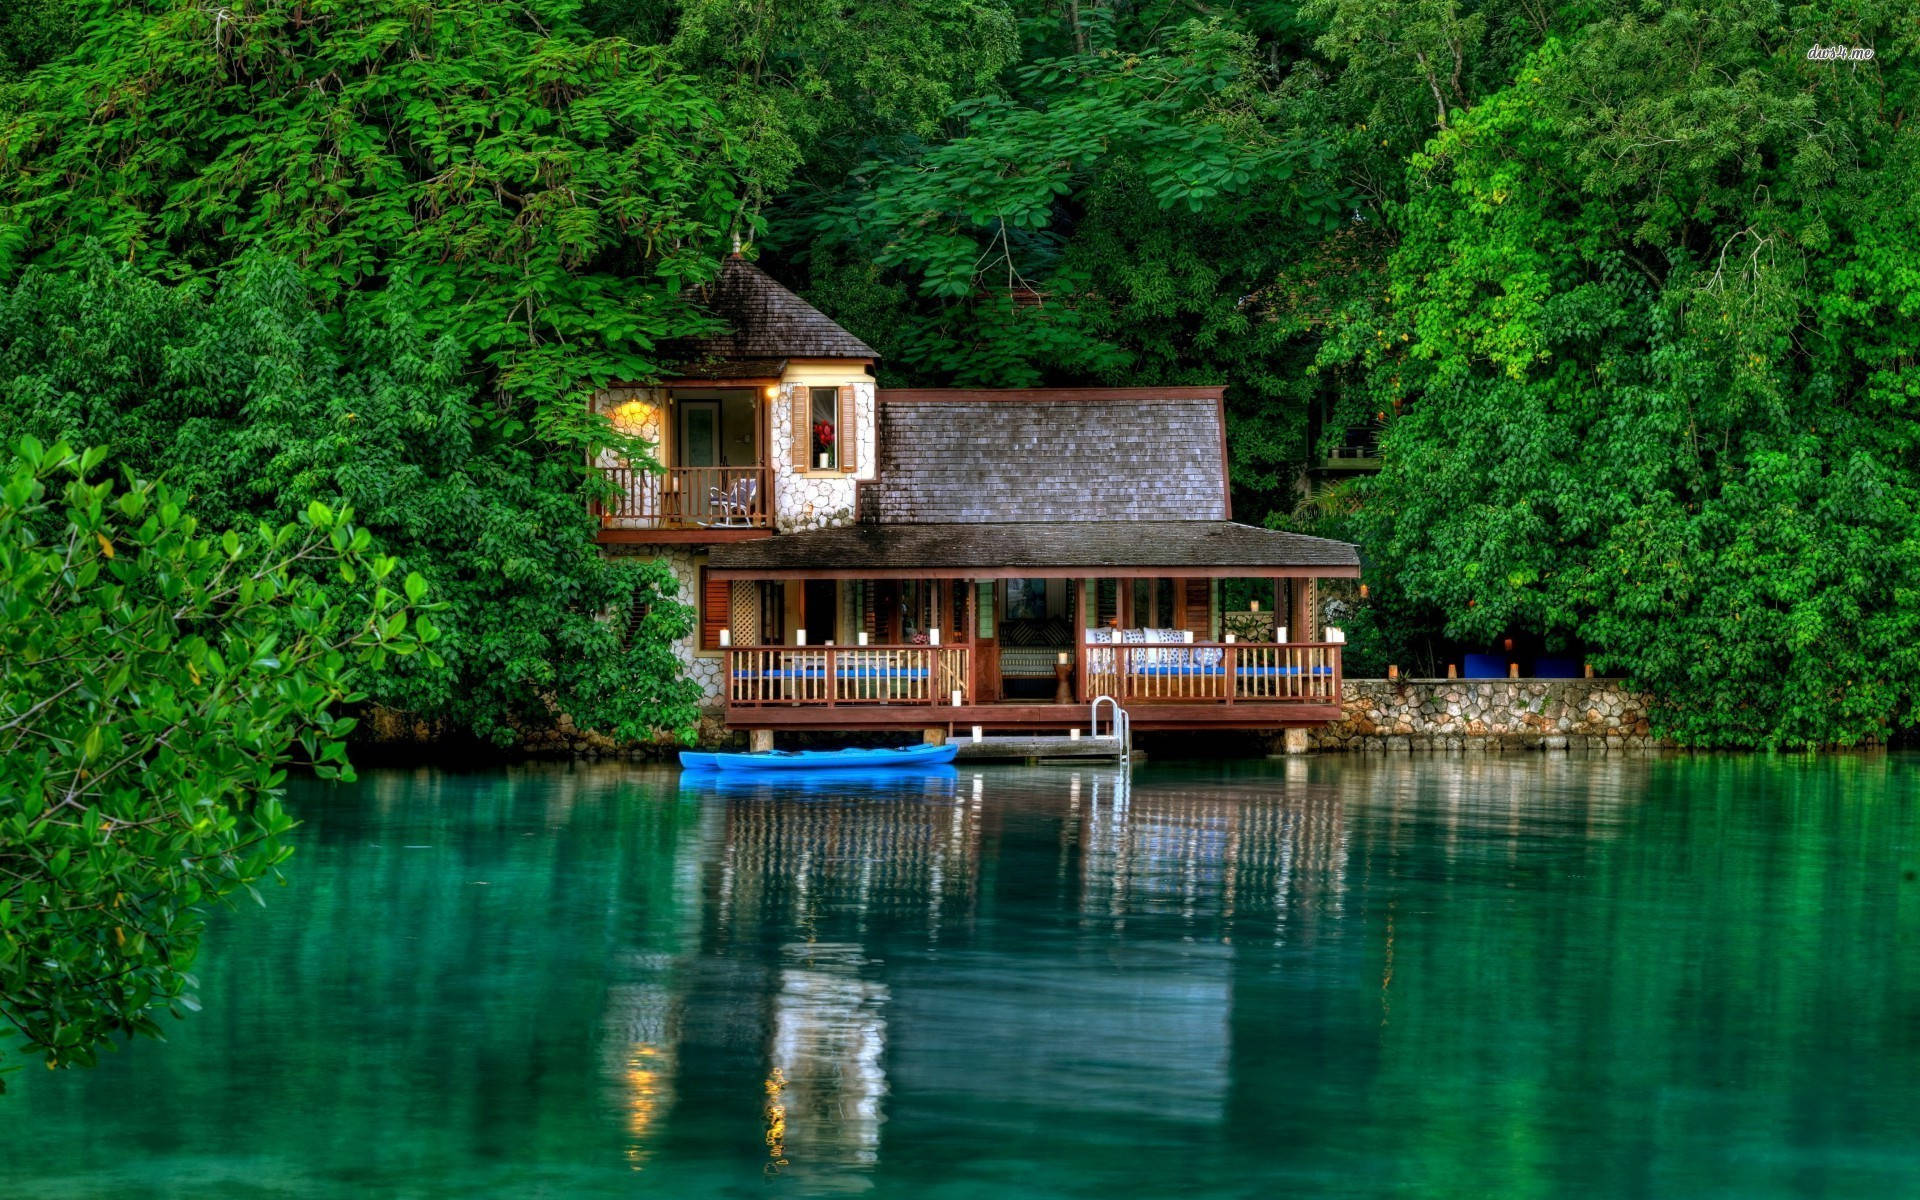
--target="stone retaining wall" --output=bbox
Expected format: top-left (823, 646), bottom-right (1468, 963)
top-left (1310, 678), bottom-right (1671, 752)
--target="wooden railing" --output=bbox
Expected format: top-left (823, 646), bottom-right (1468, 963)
top-left (597, 465), bottom-right (772, 529)
top-left (728, 646), bottom-right (972, 707)
top-left (1080, 641), bottom-right (1342, 704)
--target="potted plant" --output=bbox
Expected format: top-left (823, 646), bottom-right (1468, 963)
top-left (812, 419), bottom-right (834, 469)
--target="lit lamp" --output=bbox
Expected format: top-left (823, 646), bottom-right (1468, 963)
top-left (1276, 625), bottom-right (1289, 644)
top-left (1249, 600), bottom-right (1260, 613)
top-left (1225, 633), bottom-right (1237, 644)
top-left (857, 631), bottom-right (868, 646)
top-left (719, 628), bottom-right (731, 648)
top-left (951, 689), bottom-right (963, 707)
top-left (971, 725), bottom-right (983, 743)
top-left (929, 627), bottom-right (941, 646)
top-left (1057, 651), bottom-right (1069, 665)
top-left (795, 628), bottom-right (806, 646)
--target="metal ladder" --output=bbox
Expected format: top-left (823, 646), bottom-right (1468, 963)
top-left (1090, 695), bottom-right (1132, 764)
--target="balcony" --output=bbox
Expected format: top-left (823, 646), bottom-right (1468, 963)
top-left (595, 465), bottom-right (773, 542)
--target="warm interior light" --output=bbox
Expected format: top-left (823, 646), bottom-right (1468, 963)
top-left (765, 385), bottom-right (780, 399)
top-left (611, 400), bottom-right (654, 429)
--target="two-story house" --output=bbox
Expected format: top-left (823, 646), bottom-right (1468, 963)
top-left (593, 254), bottom-right (1359, 745)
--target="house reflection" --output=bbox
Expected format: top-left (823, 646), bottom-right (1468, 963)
top-left (765, 943), bottom-right (889, 1186)
top-left (608, 766), bottom-right (1362, 1173)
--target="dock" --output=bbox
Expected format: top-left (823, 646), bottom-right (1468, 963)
top-left (953, 735), bottom-right (1129, 763)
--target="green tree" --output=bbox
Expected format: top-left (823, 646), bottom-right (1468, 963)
top-left (1328, 1), bottom-right (1920, 745)
top-left (0, 438), bottom-right (435, 1081)
top-left (0, 253), bottom-right (702, 744)
top-left (0, 0), bottom-right (746, 416)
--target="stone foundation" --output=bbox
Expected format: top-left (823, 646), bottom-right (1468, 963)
top-left (1310, 678), bottom-right (1671, 752)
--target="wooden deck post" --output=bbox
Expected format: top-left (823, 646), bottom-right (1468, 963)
top-left (923, 727), bottom-right (947, 746)
top-left (750, 728), bottom-right (774, 753)
top-left (1281, 727), bottom-right (1310, 755)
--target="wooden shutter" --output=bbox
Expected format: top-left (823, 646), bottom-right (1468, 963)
top-left (837, 384), bottom-right (858, 472)
top-left (1184, 577), bottom-right (1211, 634)
top-left (700, 567), bottom-right (729, 651)
top-left (790, 386), bottom-right (809, 470)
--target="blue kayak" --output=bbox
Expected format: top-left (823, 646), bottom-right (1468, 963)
top-left (680, 742), bottom-right (959, 772)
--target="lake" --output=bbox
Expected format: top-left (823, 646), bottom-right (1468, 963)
top-left (4, 754), bottom-right (1918, 1197)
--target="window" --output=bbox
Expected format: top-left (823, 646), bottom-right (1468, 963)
top-left (791, 384), bottom-right (858, 473)
top-left (809, 386), bottom-right (837, 470)
top-left (699, 567), bottom-right (729, 651)
top-left (1129, 578), bottom-right (1177, 628)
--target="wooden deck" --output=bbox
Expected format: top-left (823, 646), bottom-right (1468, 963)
top-left (720, 642), bottom-right (1341, 731)
top-left (724, 700), bottom-right (1340, 732)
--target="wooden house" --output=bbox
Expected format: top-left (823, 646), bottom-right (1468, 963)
top-left (592, 255), bottom-right (1360, 740)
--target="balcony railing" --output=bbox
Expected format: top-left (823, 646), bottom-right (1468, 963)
top-left (728, 646), bottom-right (972, 707)
top-left (1080, 641), bottom-right (1342, 704)
top-left (597, 465), bottom-right (772, 529)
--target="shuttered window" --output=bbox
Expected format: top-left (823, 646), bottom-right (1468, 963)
top-left (1183, 577), bottom-right (1212, 634)
top-left (837, 384), bottom-right (858, 473)
top-left (699, 567), bottom-right (729, 651)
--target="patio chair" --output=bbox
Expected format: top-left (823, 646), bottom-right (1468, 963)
top-left (702, 476), bottom-right (759, 527)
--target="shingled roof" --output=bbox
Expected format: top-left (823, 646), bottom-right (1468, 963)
top-left (665, 255), bottom-right (877, 364)
top-left (708, 522), bottom-right (1359, 576)
top-left (865, 389), bottom-right (1230, 525)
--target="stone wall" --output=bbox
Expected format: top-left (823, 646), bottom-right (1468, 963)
top-left (1310, 678), bottom-right (1670, 752)
top-left (770, 379), bottom-right (876, 532)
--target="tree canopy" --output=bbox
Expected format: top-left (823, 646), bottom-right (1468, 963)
top-left (4, 0), bottom-right (1919, 749)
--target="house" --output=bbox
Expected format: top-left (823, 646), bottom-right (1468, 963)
top-left (592, 254), bottom-right (1360, 746)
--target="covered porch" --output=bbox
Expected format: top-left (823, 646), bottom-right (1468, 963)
top-left (704, 522), bottom-right (1359, 732)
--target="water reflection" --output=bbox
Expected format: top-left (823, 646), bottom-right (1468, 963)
top-left (7, 755), bottom-right (1919, 1199)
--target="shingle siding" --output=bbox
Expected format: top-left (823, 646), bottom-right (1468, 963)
top-left (869, 395), bottom-right (1228, 524)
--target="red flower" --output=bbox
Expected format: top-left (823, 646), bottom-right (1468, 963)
top-left (812, 420), bottom-right (835, 447)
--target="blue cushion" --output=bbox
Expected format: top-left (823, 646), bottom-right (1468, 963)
top-left (1463, 653), bottom-right (1508, 679)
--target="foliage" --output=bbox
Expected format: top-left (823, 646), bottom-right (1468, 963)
top-left (788, 15), bottom-right (1356, 511)
top-left (0, 252), bottom-right (702, 745)
top-left (0, 437), bottom-right (435, 1080)
top-left (1328, 1), bottom-right (1920, 746)
top-left (0, 0), bottom-right (745, 415)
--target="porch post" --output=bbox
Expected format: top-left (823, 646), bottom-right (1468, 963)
top-left (1288, 576), bottom-right (1315, 644)
top-left (1290, 572), bottom-right (1320, 641)
top-left (964, 579), bottom-right (978, 704)
top-left (1073, 577), bottom-right (1089, 702)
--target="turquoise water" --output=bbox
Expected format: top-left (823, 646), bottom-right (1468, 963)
top-left (4, 755), bottom-right (1919, 1197)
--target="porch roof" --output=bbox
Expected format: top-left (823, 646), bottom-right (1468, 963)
top-left (706, 521), bottom-right (1360, 579)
